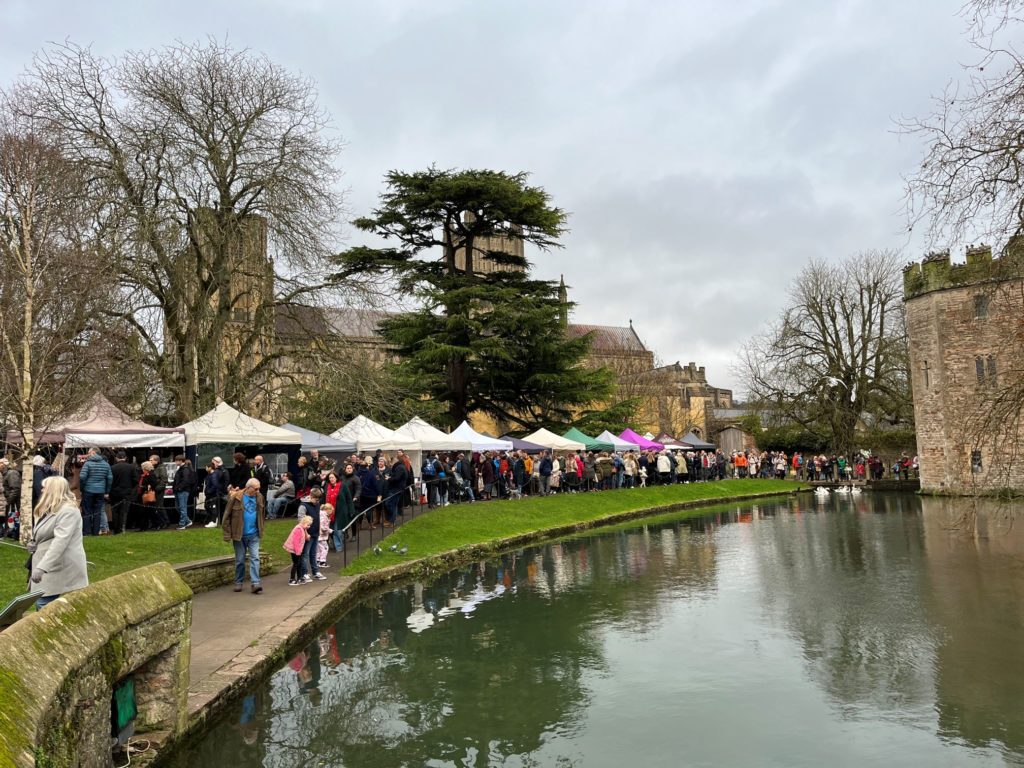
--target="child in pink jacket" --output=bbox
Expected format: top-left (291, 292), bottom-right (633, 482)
top-left (284, 515), bottom-right (313, 585)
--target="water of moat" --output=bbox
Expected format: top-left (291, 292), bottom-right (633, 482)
top-left (170, 492), bottom-right (1024, 768)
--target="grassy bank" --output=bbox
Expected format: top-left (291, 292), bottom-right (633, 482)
top-left (0, 481), bottom-right (801, 606)
top-left (342, 479), bottom-right (802, 575)
top-left (0, 518), bottom-right (297, 607)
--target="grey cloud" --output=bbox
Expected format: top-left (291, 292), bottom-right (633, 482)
top-left (0, 0), bottom-right (975, 394)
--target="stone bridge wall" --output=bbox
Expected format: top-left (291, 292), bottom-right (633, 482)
top-left (0, 563), bottom-right (192, 768)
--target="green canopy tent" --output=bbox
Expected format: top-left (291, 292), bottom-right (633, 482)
top-left (562, 427), bottom-right (614, 451)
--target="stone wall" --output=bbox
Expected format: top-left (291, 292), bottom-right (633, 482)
top-left (174, 553), bottom-right (277, 595)
top-left (0, 563), bottom-right (192, 768)
top-left (904, 248), bottom-right (1024, 493)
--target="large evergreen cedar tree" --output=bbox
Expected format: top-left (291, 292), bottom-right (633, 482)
top-left (335, 168), bottom-right (622, 429)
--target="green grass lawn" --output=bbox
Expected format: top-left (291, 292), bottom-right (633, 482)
top-left (342, 478), bottom-right (802, 575)
top-left (0, 481), bottom-right (800, 606)
top-left (0, 518), bottom-right (298, 608)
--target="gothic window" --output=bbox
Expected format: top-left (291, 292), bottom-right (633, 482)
top-left (974, 355), bottom-right (998, 385)
top-left (974, 294), bottom-right (989, 319)
top-left (922, 360), bottom-right (930, 388)
top-left (971, 450), bottom-right (983, 474)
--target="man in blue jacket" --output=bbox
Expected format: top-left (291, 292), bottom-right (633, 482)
top-left (78, 448), bottom-right (112, 536)
top-left (538, 451), bottom-right (553, 495)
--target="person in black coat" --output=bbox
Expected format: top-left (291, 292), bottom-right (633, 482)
top-left (109, 452), bottom-right (140, 535)
top-left (172, 455), bottom-right (197, 529)
top-left (384, 458), bottom-right (408, 528)
top-left (228, 452), bottom-right (250, 491)
top-left (251, 455), bottom-right (273, 499)
top-left (203, 457), bottom-right (230, 528)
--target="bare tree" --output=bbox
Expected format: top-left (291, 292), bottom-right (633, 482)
top-left (614, 358), bottom-right (703, 437)
top-left (0, 87), bottom-right (116, 539)
top-left (905, 0), bottom-right (1024, 245)
top-left (905, 0), bottom-right (1024, 493)
top-left (737, 251), bottom-right (912, 454)
top-left (20, 40), bottom-right (347, 421)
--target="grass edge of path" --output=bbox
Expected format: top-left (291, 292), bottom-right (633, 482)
top-left (342, 479), bottom-right (806, 578)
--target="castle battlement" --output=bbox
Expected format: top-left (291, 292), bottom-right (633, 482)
top-left (903, 242), bottom-right (1024, 300)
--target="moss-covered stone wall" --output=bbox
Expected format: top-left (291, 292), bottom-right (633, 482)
top-left (0, 563), bottom-right (192, 768)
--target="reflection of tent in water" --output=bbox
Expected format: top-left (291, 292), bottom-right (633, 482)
top-left (406, 583), bottom-right (436, 634)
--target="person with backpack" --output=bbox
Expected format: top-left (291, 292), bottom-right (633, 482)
top-left (422, 453), bottom-right (439, 507)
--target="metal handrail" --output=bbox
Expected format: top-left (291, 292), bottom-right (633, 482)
top-left (333, 475), bottom-right (468, 565)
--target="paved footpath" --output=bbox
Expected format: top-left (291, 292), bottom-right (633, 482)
top-left (186, 510), bottom-right (420, 720)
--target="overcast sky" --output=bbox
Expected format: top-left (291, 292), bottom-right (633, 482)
top-left (0, 0), bottom-right (975, 393)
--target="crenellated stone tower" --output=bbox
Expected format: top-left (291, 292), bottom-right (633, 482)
top-left (903, 242), bottom-right (1024, 493)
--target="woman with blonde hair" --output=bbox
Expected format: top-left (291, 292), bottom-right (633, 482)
top-left (28, 476), bottom-right (88, 610)
top-left (134, 461), bottom-right (160, 531)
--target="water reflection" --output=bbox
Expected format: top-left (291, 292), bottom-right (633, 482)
top-left (173, 494), bottom-right (1024, 768)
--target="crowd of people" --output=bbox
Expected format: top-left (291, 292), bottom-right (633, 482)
top-left (0, 444), bottom-right (923, 542)
top-left (0, 441), bottom-right (922, 603)
top-left (732, 450), bottom-right (920, 482)
top-left (0, 448), bottom-right (206, 537)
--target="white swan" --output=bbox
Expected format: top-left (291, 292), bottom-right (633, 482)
top-left (814, 486), bottom-right (830, 496)
top-left (850, 485), bottom-right (863, 495)
top-left (834, 486), bottom-right (850, 494)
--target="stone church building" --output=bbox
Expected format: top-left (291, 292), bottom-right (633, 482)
top-left (221, 212), bottom-right (733, 437)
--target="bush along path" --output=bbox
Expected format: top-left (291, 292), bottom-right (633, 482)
top-left (342, 479), bottom-right (805, 576)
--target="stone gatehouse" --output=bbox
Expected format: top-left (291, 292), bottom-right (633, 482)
top-left (904, 245), bottom-right (1024, 493)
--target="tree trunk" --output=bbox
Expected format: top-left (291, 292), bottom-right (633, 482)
top-left (19, 274), bottom-right (34, 543)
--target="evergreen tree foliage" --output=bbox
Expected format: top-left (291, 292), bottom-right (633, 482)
top-left (335, 167), bottom-right (617, 428)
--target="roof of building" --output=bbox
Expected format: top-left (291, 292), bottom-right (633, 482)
top-left (274, 304), bottom-right (333, 337)
top-left (289, 306), bottom-right (651, 356)
top-left (712, 407), bottom-right (751, 420)
top-left (322, 307), bottom-right (396, 338)
top-left (566, 323), bottom-right (648, 353)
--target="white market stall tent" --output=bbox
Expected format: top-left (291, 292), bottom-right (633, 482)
top-left (519, 427), bottom-right (584, 452)
top-left (180, 402), bottom-right (302, 446)
top-left (281, 423), bottom-right (356, 454)
top-left (14, 393), bottom-right (186, 448)
top-left (450, 421), bottom-right (513, 452)
top-left (395, 417), bottom-right (473, 452)
top-left (595, 430), bottom-right (636, 452)
top-left (330, 415), bottom-right (422, 454)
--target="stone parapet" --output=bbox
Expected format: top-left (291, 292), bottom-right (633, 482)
top-left (174, 553), bottom-right (277, 594)
top-left (904, 245), bottom-right (1024, 300)
top-left (0, 563), bottom-right (192, 768)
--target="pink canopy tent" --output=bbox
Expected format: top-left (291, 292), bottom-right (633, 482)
top-left (619, 428), bottom-right (663, 451)
top-left (7, 394), bottom-right (185, 448)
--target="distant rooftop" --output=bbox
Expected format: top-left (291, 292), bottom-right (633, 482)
top-left (566, 323), bottom-right (648, 353)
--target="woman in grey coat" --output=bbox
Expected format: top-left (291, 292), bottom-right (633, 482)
top-left (29, 476), bottom-right (89, 610)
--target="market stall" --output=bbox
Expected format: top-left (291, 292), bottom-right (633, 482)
top-left (450, 421), bottom-right (513, 452)
top-left (562, 427), bottom-right (614, 452)
top-left (619, 428), bottom-right (664, 451)
top-left (521, 427), bottom-right (585, 452)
